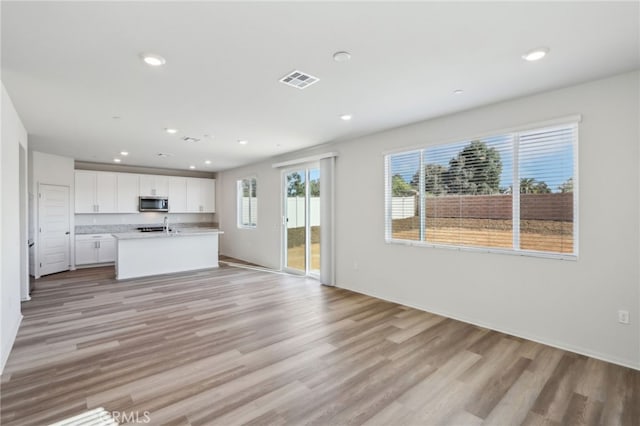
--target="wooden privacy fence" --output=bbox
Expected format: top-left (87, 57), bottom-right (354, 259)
top-left (417, 193), bottom-right (573, 221)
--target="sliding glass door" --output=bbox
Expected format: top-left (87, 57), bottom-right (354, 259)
top-left (283, 166), bottom-right (320, 276)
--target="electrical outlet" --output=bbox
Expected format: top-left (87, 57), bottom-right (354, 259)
top-left (353, 261), bottom-right (358, 270)
top-left (618, 310), bottom-right (630, 324)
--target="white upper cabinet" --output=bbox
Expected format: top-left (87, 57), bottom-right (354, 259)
top-left (168, 177), bottom-right (188, 213)
top-left (75, 171), bottom-right (97, 213)
top-left (139, 175), bottom-right (169, 197)
top-left (186, 178), bottom-right (202, 212)
top-left (117, 173), bottom-right (140, 213)
top-left (186, 178), bottom-right (216, 213)
top-left (75, 171), bottom-right (213, 214)
top-left (95, 173), bottom-right (117, 213)
top-left (156, 176), bottom-right (169, 197)
top-left (75, 171), bottom-right (117, 213)
top-left (202, 178), bottom-right (216, 212)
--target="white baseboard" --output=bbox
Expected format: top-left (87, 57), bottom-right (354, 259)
top-left (0, 313), bottom-right (23, 375)
top-left (75, 262), bottom-right (114, 269)
top-left (340, 285), bottom-right (640, 371)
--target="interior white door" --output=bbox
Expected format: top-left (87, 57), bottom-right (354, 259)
top-left (39, 184), bottom-right (70, 276)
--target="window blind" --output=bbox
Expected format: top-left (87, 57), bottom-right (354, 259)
top-left (384, 123), bottom-right (577, 257)
top-left (518, 125), bottom-right (575, 254)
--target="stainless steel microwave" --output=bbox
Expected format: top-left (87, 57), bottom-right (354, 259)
top-left (139, 196), bottom-right (169, 212)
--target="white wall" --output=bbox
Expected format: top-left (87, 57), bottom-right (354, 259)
top-left (31, 151), bottom-right (75, 278)
top-left (1, 83), bottom-right (28, 373)
top-left (218, 165), bottom-right (283, 268)
top-left (218, 71), bottom-right (640, 369)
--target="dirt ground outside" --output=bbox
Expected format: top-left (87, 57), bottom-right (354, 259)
top-left (392, 217), bottom-right (573, 254)
top-left (286, 226), bottom-right (321, 272)
top-left (286, 218), bottom-right (573, 272)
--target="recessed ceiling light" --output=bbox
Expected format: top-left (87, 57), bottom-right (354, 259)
top-left (113, 158), bottom-right (121, 163)
top-left (238, 140), bottom-right (248, 145)
top-left (141, 53), bottom-right (166, 67)
top-left (120, 151), bottom-right (129, 156)
top-left (522, 47), bottom-right (549, 62)
top-left (340, 114), bottom-right (352, 121)
top-left (333, 51), bottom-right (351, 62)
top-left (189, 165), bottom-right (196, 169)
top-left (204, 160), bottom-right (211, 165)
top-left (165, 128), bottom-right (178, 134)
top-left (453, 89), bottom-right (464, 95)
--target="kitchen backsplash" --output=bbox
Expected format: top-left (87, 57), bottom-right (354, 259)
top-left (74, 212), bottom-right (215, 226)
top-left (76, 222), bottom-right (219, 235)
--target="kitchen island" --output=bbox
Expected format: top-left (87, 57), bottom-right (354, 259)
top-left (113, 228), bottom-right (223, 280)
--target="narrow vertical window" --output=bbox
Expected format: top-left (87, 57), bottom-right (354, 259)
top-left (386, 151), bottom-right (420, 241)
top-left (518, 125), bottom-right (575, 254)
top-left (237, 177), bottom-right (257, 228)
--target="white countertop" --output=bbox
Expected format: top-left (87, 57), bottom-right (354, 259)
top-left (112, 228), bottom-right (223, 240)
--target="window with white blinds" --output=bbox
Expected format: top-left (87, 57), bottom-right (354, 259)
top-left (237, 177), bottom-right (257, 228)
top-left (384, 122), bottom-right (577, 258)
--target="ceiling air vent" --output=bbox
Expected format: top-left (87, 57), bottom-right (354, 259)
top-left (182, 136), bottom-right (201, 143)
top-left (279, 70), bottom-right (319, 89)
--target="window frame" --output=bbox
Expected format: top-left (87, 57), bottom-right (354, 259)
top-left (237, 176), bottom-right (258, 229)
top-left (384, 118), bottom-right (579, 261)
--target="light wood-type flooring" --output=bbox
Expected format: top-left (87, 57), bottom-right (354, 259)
top-left (1, 265), bottom-right (638, 425)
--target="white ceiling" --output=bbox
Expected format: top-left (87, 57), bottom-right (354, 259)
top-left (2, 1), bottom-right (639, 172)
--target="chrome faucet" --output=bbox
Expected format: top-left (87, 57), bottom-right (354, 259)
top-left (163, 216), bottom-right (169, 234)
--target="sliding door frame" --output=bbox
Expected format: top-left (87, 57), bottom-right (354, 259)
top-left (281, 162), bottom-right (320, 278)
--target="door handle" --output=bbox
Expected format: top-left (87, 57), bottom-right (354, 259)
top-left (65, 231), bottom-right (70, 235)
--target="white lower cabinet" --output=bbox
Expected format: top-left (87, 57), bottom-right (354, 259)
top-left (99, 238), bottom-right (116, 262)
top-left (76, 234), bottom-right (116, 265)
